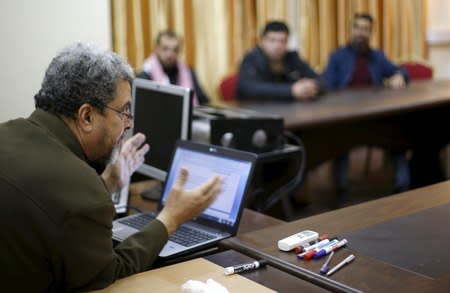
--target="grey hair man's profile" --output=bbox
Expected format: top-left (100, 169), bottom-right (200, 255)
top-left (0, 42), bottom-right (222, 291)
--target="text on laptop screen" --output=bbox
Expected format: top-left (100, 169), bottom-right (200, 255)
top-left (161, 147), bottom-right (252, 227)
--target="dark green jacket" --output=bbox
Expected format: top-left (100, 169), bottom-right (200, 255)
top-left (0, 109), bottom-right (168, 292)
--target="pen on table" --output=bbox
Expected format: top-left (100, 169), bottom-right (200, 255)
top-left (326, 254), bottom-right (355, 276)
top-left (314, 238), bottom-right (348, 259)
top-left (301, 239), bottom-right (339, 260)
top-left (294, 234), bottom-right (329, 254)
top-left (319, 251), bottom-right (335, 275)
top-left (224, 259), bottom-right (267, 275)
top-left (296, 238), bottom-right (331, 259)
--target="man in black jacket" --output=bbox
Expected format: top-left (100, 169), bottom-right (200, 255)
top-left (237, 21), bottom-right (323, 101)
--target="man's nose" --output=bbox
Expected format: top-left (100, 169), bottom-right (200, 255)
top-left (125, 117), bottom-right (133, 130)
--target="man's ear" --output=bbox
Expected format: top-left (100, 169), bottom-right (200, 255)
top-left (76, 103), bottom-right (95, 132)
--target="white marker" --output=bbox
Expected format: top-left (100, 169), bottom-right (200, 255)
top-left (326, 254), bottom-right (355, 276)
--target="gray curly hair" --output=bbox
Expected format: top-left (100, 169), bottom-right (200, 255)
top-left (34, 42), bottom-right (134, 118)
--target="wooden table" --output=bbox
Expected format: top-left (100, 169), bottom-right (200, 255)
top-left (206, 250), bottom-right (329, 292)
top-left (91, 250), bottom-right (330, 292)
top-left (111, 185), bottom-right (330, 292)
top-left (220, 180), bottom-right (450, 292)
top-left (238, 80), bottom-right (450, 170)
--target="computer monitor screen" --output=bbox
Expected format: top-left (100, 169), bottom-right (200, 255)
top-left (161, 142), bottom-right (254, 227)
top-left (132, 78), bottom-right (192, 181)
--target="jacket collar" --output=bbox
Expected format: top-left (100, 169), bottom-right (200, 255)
top-left (28, 109), bottom-right (86, 162)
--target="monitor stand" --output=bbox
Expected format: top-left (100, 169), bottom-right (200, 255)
top-left (141, 182), bottom-right (163, 201)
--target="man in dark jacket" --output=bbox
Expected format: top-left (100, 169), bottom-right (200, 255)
top-left (323, 14), bottom-right (409, 89)
top-left (237, 21), bottom-right (323, 101)
top-left (0, 42), bottom-right (222, 292)
top-left (323, 13), bottom-right (410, 194)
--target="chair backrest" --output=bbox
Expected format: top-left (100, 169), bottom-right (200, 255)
top-left (219, 74), bottom-right (238, 101)
top-left (400, 62), bottom-right (433, 80)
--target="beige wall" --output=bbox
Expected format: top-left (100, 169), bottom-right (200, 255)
top-left (0, 0), bottom-right (111, 122)
top-left (427, 0), bottom-right (450, 79)
top-left (428, 45), bottom-right (450, 79)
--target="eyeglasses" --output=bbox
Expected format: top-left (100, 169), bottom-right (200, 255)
top-left (103, 104), bottom-right (134, 121)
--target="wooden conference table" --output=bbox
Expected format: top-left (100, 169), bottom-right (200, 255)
top-left (92, 250), bottom-right (330, 292)
top-left (221, 180), bottom-right (450, 292)
top-left (96, 183), bottom-right (329, 292)
top-left (238, 80), bottom-right (450, 170)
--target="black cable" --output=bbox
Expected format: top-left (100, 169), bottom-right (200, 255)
top-left (258, 130), bottom-right (307, 212)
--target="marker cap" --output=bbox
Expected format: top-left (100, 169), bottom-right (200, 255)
top-left (303, 250), bottom-right (317, 261)
top-left (224, 267), bottom-right (234, 275)
top-left (294, 246), bottom-right (304, 254)
top-left (319, 266), bottom-right (329, 275)
top-left (314, 250), bottom-right (326, 259)
top-left (258, 259), bottom-right (268, 267)
top-left (319, 234), bottom-right (329, 241)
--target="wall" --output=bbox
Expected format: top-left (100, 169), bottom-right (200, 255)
top-left (428, 45), bottom-right (450, 79)
top-left (427, 0), bottom-right (450, 79)
top-left (0, 0), bottom-right (111, 122)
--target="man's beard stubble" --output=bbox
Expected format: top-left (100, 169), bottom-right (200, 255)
top-left (351, 37), bottom-right (369, 54)
top-left (89, 133), bottom-right (125, 174)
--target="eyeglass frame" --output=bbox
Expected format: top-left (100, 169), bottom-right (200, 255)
top-left (102, 103), bottom-right (134, 121)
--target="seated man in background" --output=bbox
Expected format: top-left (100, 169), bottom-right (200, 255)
top-left (0, 42), bottom-right (222, 291)
top-left (323, 13), bottom-right (408, 90)
top-left (137, 30), bottom-right (209, 105)
top-left (237, 21), bottom-right (324, 101)
top-left (323, 13), bottom-right (410, 194)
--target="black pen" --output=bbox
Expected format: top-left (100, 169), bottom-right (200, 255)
top-left (224, 259), bottom-right (267, 275)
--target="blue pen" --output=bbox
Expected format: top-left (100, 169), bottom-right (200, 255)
top-left (314, 239), bottom-right (348, 259)
top-left (320, 251), bottom-right (335, 274)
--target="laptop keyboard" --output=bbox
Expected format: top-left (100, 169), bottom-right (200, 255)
top-left (118, 213), bottom-right (216, 247)
top-left (118, 213), bottom-right (155, 230)
top-left (170, 225), bottom-right (216, 247)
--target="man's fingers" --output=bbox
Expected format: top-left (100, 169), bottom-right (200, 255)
top-left (391, 79), bottom-right (403, 89)
top-left (204, 181), bottom-right (222, 204)
top-left (135, 143), bottom-right (150, 158)
top-left (397, 78), bottom-right (405, 88)
top-left (122, 133), bottom-right (147, 153)
top-left (174, 168), bottom-right (189, 188)
top-left (131, 133), bottom-right (146, 146)
top-left (390, 74), bottom-right (405, 89)
top-left (197, 176), bottom-right (221, 195)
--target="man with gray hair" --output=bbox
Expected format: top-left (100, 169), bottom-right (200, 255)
top-left (0, 42), bottom-right (222, 291)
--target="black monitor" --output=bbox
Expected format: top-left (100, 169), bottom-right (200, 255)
top-left (113, 79), bottom-right (192, 214)
top-left (132, 78), bottom-right (193, 181)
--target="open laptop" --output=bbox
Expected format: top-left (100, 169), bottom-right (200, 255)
top-left (112, 140), bottom-right (257, 258)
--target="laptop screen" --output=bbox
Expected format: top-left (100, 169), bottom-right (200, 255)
top-left (160, 145), bottom-right (253, 227)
